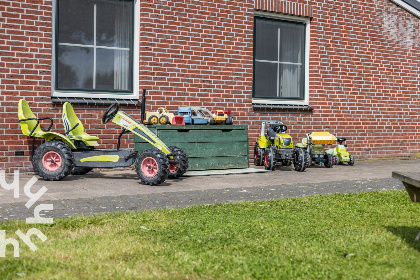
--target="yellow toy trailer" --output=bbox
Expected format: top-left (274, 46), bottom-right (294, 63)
top-left (296, 132), bottom-right (337, 168)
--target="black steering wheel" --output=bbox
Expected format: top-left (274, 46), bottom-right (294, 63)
top-left (273, 124), bottom-right (287, 133)
top-left (337, 137), bottom-right (346, 144)
top-left (102, 103), bottom-right (120, 124)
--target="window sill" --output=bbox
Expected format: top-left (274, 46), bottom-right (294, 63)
top-left (252, 100), bottom-right (312, 110)
top-left (51, 96), bottom-right (139, 106)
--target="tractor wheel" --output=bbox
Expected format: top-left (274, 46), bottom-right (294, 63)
top-left (168, 146), bottom-right (189, 179)
top-left (264, 148), bottom-right (276, 171)
top-left (159, 115), bottom-right (169, 125)
top-left (334, 155), bottom-right (340, 165)
top-left (348, 155), bottom-right (355, 166)
top-left (253, 144), bottom-right (265, 166)
top-left (33, 141), bottom-right (74, 181)
top-left (148, 115), bottom-right (159, 125)
top-left (225, 116), bottom-right (233, 125)
top-left (293, 148), bottom-right (306, 172)
top-left (304, 150), bottom-right (311, 168)
top-left (71, 166), bottom-right (93, 175)
top-left (324, 154), bottom-right (334, 168)
top-left (136, 148), bottom-right (169, 185)
top-left (209, 117), bottom-right (215, 125)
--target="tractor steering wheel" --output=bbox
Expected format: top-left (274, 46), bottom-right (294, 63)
top-left (337, 137), bottom-right (346, 144)
top-left (279, 124), bottom-right (287, 132)
top-left (102, 103), bottom-right (120, 124)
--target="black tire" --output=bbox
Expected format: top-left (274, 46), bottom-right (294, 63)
top-left (33, 141), bottom-right (74, 181)
top-left (168, 146), bottom-right (189, 179)
top-left (348, 155), bottom-right (355, 166)
top-left (293, 148), bottom-right (306, 172)
top-left (159, 115), bottom-right (169, 125)
top-left (334, 155), bottom-right (340, 165)
top-left (135, 148), bottom-right (169, 185)
top-left (225, 116), bottom-right (233, 125)
top-left (324, 154), bottom-right (334, 168)
top-left (71, 166), bottom-right (93, 175)
top-left (148, 115), bottom-right (159, 125)
top-left (304, 150), bottom-right (311, 168)
top-left (264, 148), bottom-right (276, 171)
top-left (253, 144), bottom-right (265, 166)
top-left (209, 117), bottom-right (215, 125)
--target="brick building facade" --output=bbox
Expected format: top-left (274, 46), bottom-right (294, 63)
top-left (0, 0), bottom-right (419, 172)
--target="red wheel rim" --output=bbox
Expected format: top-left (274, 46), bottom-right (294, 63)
top-left (169, 163), bottom-right (178, 173)
top-left (141, 157), bottom-right (159, 178)
top-left (264, 152), bottom-right (268, 166)
top-left (42, 151), bottom-right (62, 172)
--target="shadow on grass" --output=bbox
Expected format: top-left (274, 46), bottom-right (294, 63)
top-left (386, 226), bottom-right (420, 252)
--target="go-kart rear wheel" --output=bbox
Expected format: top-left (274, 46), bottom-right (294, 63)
top-left (264, 148), bottom-right (276, 171)
top-left (324, 154), bottom-right (334, 168)
top-left (71, 166), bottom-right (93, 175)
top-left (348, 155), bottom-right (355, 166)
top-left (334, 155), bottom-right (340, 165)
top-left (168, 146), bottom-right (189, 179)
top-left (136, 148), bottom-right (169, 185)
top-left (33, 141), bottom-right (74, 181)
top-left (293, 148), bottom-right (306, 172)
top-left (253, 144), bottom-right (265, 166)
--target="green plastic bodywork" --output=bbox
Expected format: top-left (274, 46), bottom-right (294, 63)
top-left (326, 145), bottom-right (350, 162)
top-left (257, 135), bottom-right (271, 149)
top-left (62, 102), bottom-right (100, 147)
top-left (18, 99), bottom-right (76, 150)
top-left (112, 111), bottom-right (172, 156)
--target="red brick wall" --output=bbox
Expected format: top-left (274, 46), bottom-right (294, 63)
top-left (0, 0), bottom-right (419, 172)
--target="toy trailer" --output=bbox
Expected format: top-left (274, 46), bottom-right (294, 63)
top-left (306, 132), bottom-right (336, 168)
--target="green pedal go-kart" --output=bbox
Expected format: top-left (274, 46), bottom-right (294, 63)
top-left (253, 121), bottom-right (307, 172)
top-left (18, 96), bottom-right (188, 186)
top-left (326, 137), bottom-right (355, 165)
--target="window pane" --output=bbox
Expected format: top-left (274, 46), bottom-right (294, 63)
top-left (255, 18), bottom-right (279, 61)
top-left (57, 45), bottom-right (94, 90)
top-left (254, 61), bottom-right (278, 98)
top-left (96, 48), bottom-right (131, 91)
top-left (279, 22), bottom-right (304, 63)
top-left (96, 1), bottom-right (133, 48)
top-left (58, 0), bottom-right (94, 45)
top-left (280, 64), bottom-right (303, 98)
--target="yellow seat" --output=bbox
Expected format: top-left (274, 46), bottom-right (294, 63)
top-left (62, 102), bottom-right (99, 147)
top-left (18, 99), bottom-right (76, 151)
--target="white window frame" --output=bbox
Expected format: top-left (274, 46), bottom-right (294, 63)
top-left (51, 0), bottom-right (140, 100)
top-left (253, 11), bottom-right (311, 106)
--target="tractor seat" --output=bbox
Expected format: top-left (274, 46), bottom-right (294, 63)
top-left (62, 102), bottom-right (99, 146)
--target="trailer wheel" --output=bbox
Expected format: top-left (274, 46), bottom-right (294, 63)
top-left (33, 141), bottom-right (74, 181)
top-left (168, 146), bottom-right (189, 179)
top-left (324, 154), bottom-right (334, 168)
top-left (136, 148), bottom-right (169, 185)
top-left (293, 148), bottom-right (306, 172)
top-left (71, 167), bottom-right (93, 175)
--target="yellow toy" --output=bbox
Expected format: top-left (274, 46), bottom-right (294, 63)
top-left (144, 108), bottom-right (175, 125)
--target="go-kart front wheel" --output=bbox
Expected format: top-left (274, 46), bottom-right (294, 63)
top-left (168, 146), bottom-right (189, 179)
top-left (33, 141), bottom-right (74, 181)
top-left (136, 148), bottom-right (169, 185)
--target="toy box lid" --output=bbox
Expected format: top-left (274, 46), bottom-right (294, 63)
top-left (310, 132), bottom-right (337, 145)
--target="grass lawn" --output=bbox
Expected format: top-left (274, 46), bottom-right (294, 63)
top-left (1, 190), bottom-right (420, 279)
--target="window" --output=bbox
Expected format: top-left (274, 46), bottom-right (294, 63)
top-left (253, 14), bottom-right (310, 106)
top-left (53, 0), bottom-right (138, 99)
